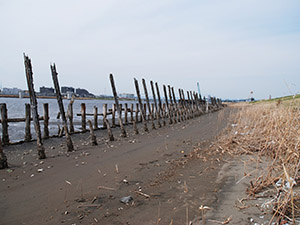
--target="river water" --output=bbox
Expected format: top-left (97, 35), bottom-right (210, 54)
top-left (0, 97), bottom-right (137, 142)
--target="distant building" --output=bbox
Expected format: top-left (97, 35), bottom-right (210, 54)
top-left (76, 88), bottom-right (95, 98)
top-left (119, 93), bottom-right (135, 99)
top-left (2, 87), bottom-right (22, 95)
top-left (61, 86), bottom-right (75, 94)
top-left (40, 86), bottom-right (55, 96)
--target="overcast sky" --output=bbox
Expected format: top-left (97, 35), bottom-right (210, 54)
top-left (0, 0), bottom-right (299, 99)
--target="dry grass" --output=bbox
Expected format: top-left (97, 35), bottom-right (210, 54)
top-left (214, 100), bottom-right (300, 223)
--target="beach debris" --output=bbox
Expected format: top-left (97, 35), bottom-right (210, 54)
top-left (37, 168), bottom-right (44, 173)
top-left (77, 204), bottom-right (101, 208)
top-left (120, 196), bottom-right (133, 204)
top-left (65, 180), bottom-right (72, 185)
top-left (98, 185), bottom-right (116, 191)
top-left (115, 164), bottom-right (119, 173)
top-left (6, 169), bottom-right (13, 173)
top-left (123, 179), bottom-right (129, 184)
top-left (30, 174), bottom-right (34, 177)
top-left (135, 190), bottom-right (150, 198)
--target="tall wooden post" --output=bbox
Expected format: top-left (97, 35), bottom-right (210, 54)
top-left (163, 85), bottom-right (172, 124)
top-left (43, 103), bottom-right (49, 139)
top-left (51, 63), bottom-right (74, 151)
top-left (81, 103), bottom-right (86, 132)
top-left (0, 138), bottom-right (8, 169)
top-left (24, 103), bottom-right (32, 141)
top-left (24, 54), bottom-right (46, 159)
top-left (67, 95), bottom-right (75, 133)
top-left (134, 78), bottom-right (148, 132)
top-left (94, 106), bottom-right (98, 129)
top-left (150, 81), bottom-right (161, 127)
top-left (0, 104), bottom-right (9, 145)
top-left (142, 79), bottom-right (155, 129)
top-left (109, 74), bottom-right (127, 137)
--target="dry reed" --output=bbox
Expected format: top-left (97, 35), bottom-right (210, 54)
top-left (213, 101), bottom-right (300, 223)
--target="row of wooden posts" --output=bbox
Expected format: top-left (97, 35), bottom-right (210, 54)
top-left (0, 54), bottom-right (223, 169)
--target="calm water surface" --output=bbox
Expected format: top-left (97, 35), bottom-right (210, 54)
top-left (0, 98), bottom-right (136, 142)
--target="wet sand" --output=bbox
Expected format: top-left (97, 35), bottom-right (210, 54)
top-left (0, 107), bottom-right (265, 225)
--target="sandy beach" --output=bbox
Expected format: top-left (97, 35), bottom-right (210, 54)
top-left (0, 107), bottom-right (269, 225)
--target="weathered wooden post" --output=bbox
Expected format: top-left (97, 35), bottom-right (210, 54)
top-left (163, 85), bottom-right (172, 124)
top-left (51, 63), bottom-right (74, 151)
top-left (178, 89), bottom-right (185, 121)
top-left (171, 87), bottom-right (180, 122)
top-left (182, 90), bottom-right (189, 120)
top-left (111, 104), bottom-right (116, 127)
top-left (67, 95), bottom-right (75, 133)
top-left (88, 120), bottom-right (97, 145)
top-left (142, 79), bottom-right (155, 129)
top-left (94, 106), bottom-right (98, 129)
top-left (135, 103), bottom-right (139, 122)
top-left (134, 78), bottom-right (149, 132)
top-left (0, 104), bottom-right (9, 145)
top-left (81, 103), bottom-right (86, 132)
top-left (124, 103), bottom-right (128, 125)
top-left (109, 74), bottom-right (127, 137)
top-left (187, 91), bottom-right (193, 118)
top-left (155, 82), bottom-right (163, 116)
top-left (104, 118), bottom-right (114, 141)
top-left (43, 103), bottom-right (49, 139)
top-left (24, 103), bottom-right (32, 141)
top-left (162, 103), bottom-right (167, 126)
top-left (119, 104), bottom-right (123, 122)
top-left (102, 104), bottom-right (108, 129)
top-left (24, 54), bottom-right (46, 159)
top-left (0, 138), bottom-right (8, 169)
top-left (133, 120), bottom-right (139, 134)
top-left (130, 103), bottom-right (134, 123)
top-left (150, 81), bottom-right (161, 128)
top-left (168, 85), bottom-right (175, 122)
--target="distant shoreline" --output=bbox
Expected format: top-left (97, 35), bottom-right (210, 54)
top-left (0, 94), bottom-right (135, 101)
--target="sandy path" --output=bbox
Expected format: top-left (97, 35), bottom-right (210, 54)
top-left (1, 107), bottom-right (235, 225)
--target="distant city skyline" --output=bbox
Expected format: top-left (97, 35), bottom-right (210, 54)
top-left (0, 0), bottom-right (299, 100)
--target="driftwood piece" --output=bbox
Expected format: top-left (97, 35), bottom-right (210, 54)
top-left (24, 54), bottom-right (46, 159)
top-left (51, 63), bottom-right (74, 151)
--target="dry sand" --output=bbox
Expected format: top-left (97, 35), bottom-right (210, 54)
top-left (0, 107), bottom-right (269, 225)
